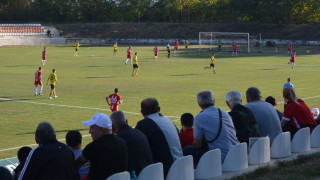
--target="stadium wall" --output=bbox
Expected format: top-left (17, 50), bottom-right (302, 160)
top-left (1, 37), bottom-right (320, 46)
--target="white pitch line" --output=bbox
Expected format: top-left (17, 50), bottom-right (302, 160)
top-left (0, 98), bottom-right (180, 119)
top-left (277, 95), bottom-right (320, 104)
top-left (0, 135), bottom-right (92, 152)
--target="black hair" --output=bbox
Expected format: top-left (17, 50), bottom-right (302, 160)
top-left (181, 113), bottom-right (194, 127)
top-left (265, 96), bottom-right (276, 106)
top-left (17, 146), bottom-right (32, 162)
top-left (65, 130), bottom-right (82, 148)
top-left (115, 88), bottom-right (118, 93)
top-left (141, 98), bottom-right (159, 115)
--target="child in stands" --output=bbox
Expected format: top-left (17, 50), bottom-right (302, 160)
top-left (179, 113), bottom-right (194, 149)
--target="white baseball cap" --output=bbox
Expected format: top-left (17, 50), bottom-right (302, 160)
top-left (82, 113), bottom-right (112, 130)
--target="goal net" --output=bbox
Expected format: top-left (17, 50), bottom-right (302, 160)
top-left (199, 32), bottom-right (262, 53)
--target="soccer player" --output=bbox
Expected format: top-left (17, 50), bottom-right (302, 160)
top-left (174, 40), bottom-right (179, 55)
top-left (74, 41), bottom-right (80, 56)
top-left (218, 40), bottom-right (222, 52)
top-left (232, 43), bottom-right (237, 56)
top-left (132, 52), bottom-right (139, 76)
top-left (288, 50), bottom-right (296, 68)
top-left (153, 45), bottom-right (159, 61)
top-left (167, 43), bottom-right (171, 58)
top-left (47, 68), bottom-right (58, 99)
top-left (106, 88), bottom-right (123, 112)
top-left (125, 46), bottom-right (132, 65)
top-left (184, 40), bottom-right (189, 51)
top-left (288, 41), bottom-right (292, 55)
top-left (34, 67), bottom-right (43, 96)
top-left (204, 53), bottom-right (216, 74)
top-left (113, 42), bottom-right (118, 56)
top-left (42, 47), bottom-right (47, 66)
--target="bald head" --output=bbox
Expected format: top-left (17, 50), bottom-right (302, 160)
top-left (141, 98), bottom-right (160, 117)
top-left (246, 87), bottom-right (261, 103)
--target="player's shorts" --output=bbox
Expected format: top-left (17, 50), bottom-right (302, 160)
top-left (210, 63), bottom-right (215, 67)
top-left (114, 49), bottom-right (118, 52)
top-left (110, 104), bottom-right (118, 112)
top-left (127, 54), bottom-right (132, 59)
top-left (174, 46), bottom-right (178, 51)
top-left (50, 84), bottom-right (55, 89)
top-left (154, 52), bottom-right (158, 56)
top-left (290, 59), bottom-right (295, 63)
top-left (42, 56), bottom-right (46, 60)
top-left (218, 45), bottom-right (221, 48)
top-left (167, 49), bottom-right (171, 54)
top-left (185, 46), bottom-right (188, 49)
top-left (133, 64), bottom-right (139, 69)
top-left (34, 81), bottom-right (42, 86)
top-left (75, 48), bottom-right (78, 52)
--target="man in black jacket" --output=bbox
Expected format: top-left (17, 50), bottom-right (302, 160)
top-left (18, 121), bottom-right (79, 180)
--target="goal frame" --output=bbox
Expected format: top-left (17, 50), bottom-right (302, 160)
top-left (199, 32), bottom-right (252, 53)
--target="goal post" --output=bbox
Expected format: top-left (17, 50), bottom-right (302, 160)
top-left (199, 32), bottom-right (262, 53)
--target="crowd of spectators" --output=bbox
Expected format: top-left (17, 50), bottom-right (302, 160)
top-left (4, 84), bottom-right (319, 180)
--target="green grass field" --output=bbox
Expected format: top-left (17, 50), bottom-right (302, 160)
top-left (0, 44), bottom-right (319, 159)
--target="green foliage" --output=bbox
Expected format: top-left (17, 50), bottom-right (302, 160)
top-left (1, 0), bottom-right (320, 23)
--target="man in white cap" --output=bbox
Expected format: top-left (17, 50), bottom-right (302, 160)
top-left (312, 108), bottom-right (319, 122)
top-left (75, 113), bottom-right (128, 180)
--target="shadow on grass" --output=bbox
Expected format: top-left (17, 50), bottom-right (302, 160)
top-left (167, 73), bottom-right (200, 77)
top-left (4, 65), bottom-right (36, 67)
top-left (260, 68), bottom-right (281, 70)
top-left (86, 76), bottom-right (117, 79)
top-left (15, 128), bottom-right (88, 135)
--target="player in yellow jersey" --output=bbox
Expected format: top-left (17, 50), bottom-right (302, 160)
top-left (184, 40), bottom-right (189, 51)
top-left (132, 52), bottom-right (139, 77)
top-left (47, 69), bottom-right (58, 99)
top-left (204, 53), bottom-right (216, 74)
top-left (113, 42), bottom-right (118, 56)
top-left (74, 41), bottom-right (80, 56)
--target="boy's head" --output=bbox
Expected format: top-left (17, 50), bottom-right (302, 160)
top-left (180, 113), bottom-right (194, 128)
top-left (135, 52), bottom-right (137, 55)
top-left (66, 130), bottom-right (82, 149)
top-left (17, 146), bottom-right (32, 163)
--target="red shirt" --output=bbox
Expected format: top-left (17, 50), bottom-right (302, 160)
top-left (288, 43), bottom-right (292, 51)
top-left (174, 41), bottom-right (179, 47)
top-left (179, 128), bottom-right (194, 149)
top-left (232, 43), bottom-right (237, 51)
top-left (42, 49), bottom-right (47, 60)
top-left (107, 93), bottom-right (122, 112)
top-left (290, 52), bottom-right (296, 62)
top-left (283, 99), bottom-right (317, 132)
top-left (127, 48), bottom-right (131, 56)
top-left (35, 70), bottom-right (42, 82)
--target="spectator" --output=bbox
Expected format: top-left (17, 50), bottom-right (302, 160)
top-left (312, 108), bottom-right (319, 120)
top-left (18, 122), bottom-right (79, 180)
top-left (0, 166), bottom-right (13, 180)
top-left (66, 130), bottom-right (89, 179)
top-left (281, 87), bottom-right (317, 137)
top-left (110, 111), bottom-right (153, 175)
top-left (13, 146), bottom-right (32, 180)
top-left (135, 98), bottom-right (182, 177)
top-left (265, 96), bottom-right (283, 121)
top-left (179, 113), bottom-right (194, 149)
top-left (245, 87), bottom-right (282, 143)
top-left (184, 90), bottom-right (239, 164)
top-left (75, 113), bottom-right (128, 180)
top-left (225, 90), bottom-right (261, 144)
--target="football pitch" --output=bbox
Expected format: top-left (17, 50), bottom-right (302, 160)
top-left (0, 44), bottom-right (319, 159)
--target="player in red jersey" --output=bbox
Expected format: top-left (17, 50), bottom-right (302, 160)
top-left (288, 50), bottom-right (296, 68)
top-left (154, 45), bottom-right (159, 61)
top-left (34, 67), bottom-right (43, 96)
top-left (42, 47), bottom-right (47, 66)
top-left (174, 40), bottom-right (179, 55)
top-left (106, 88), bottom-right (123, 112)
top-left (125, 46), bottom-right (132, 65)
top-left (232, 43), bottom-right (237, 56)
top-left (288, 41), bottom-right (292, 55)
